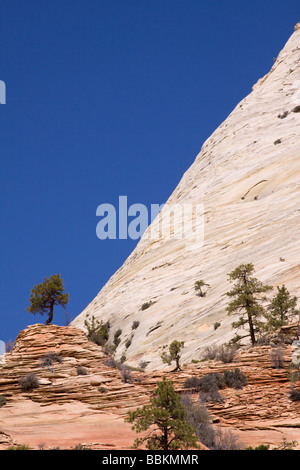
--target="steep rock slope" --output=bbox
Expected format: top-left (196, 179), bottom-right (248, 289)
top-left (72, 23), bottom-right (300, 370)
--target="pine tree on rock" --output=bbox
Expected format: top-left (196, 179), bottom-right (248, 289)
top-left (226, 263), bottom-right (272, 346)
top-left (26, 274), bottom-right (69, 325)
top-left (126, 377), bottom-right (200, 450)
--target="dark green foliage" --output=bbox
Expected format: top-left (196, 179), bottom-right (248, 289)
top-left (246, 444), bottom-right (270, 450)
top-left (126, 377), bottom-right (200, 450)
top-left (84, 315), bottom-right (110, 346)
top-left (161, 340), bottom-right (184, 371)
top-left (264, 285), bottom-right (300, 333)
top-left (226, 264), bottom-right (273, 346)
top-left (19, 373), bottom-right (39, 391)
top-left (26, 274), bottom-right (69, 325)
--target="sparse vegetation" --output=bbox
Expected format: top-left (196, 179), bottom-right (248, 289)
top-left (19, 373), bottom-right (39, 391)
top-left (182, 394), bottom-right (244, 450)
top-left (270, 346), bottom-right (285, 369)
top-left (161, 340), bottom-right (184, 371)
top-left (194, 280), bottom-right (208, 297)
top-left (40, 352), bottom-right (63, 367)
top-left (141, 301), bottom-right (155, 310)
top-left (0, 395), bottom-right (7, 407)
top-left (113, 328), bottom-right (122, 347)
top-left (132, 320), bottom-right (140, 330)
top-left (202, 343), bottom-right (238, 363)
top-left (76, 365), bottom-right (87, 375)
top-left (26, 274), bottom-right (69, 325)
top-left (84, 315), bottom-right (110, 347)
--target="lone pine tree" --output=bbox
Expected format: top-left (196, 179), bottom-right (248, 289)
top-left (126, 377), bottom-right (199, 450)
top-left (26, 274), bottom-right (69, 325)
top-left (226, 263), bottom-right (272, 346)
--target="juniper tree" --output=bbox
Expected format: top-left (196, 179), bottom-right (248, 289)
top-left (264, 285), bottom-right (300, 333)
top-left (226, 264), bottom-right (272, 346)
top-left (126, 377), bottom-right (199, 450)
top-left (26, 274), bottom-right (69, 325)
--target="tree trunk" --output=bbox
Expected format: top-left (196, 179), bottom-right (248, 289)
top-left (46, 301), bottom-right (54, 325)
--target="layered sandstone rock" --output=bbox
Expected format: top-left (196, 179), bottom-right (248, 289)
top-left (0, 324), bottom-right (299, 449)
top-left (72, 23), bottom-right (300, 370)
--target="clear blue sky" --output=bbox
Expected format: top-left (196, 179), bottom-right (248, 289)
top-left (0, 0), bottom-right (299, 344)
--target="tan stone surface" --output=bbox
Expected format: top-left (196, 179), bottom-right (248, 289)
top-left (71, 24), bottom-right (300, 371)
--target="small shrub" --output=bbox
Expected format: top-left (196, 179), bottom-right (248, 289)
top-left (120, 365), bottom-right (133, 383)
top-left (223, 369), bottom-right (247, 389)
top-left (183, 376), bottom-right (203, 391)
top-left (198, 372), bottom-right (225, 403)
top-left (141, 301), bottom-right (155, 311)
top-left (19, 373), bottom-right (39, 391)
top-left (84, 315), bottom-right (110, 346)
top-left (98, 386), bottom-right (107, 393)
top-left (203, 345), bottom-right (219, 360)
top-left (113, 329), bottom-right (122, 347)
top-left (270, 347), bottom-right (285, 369)
top-left (132, 320), bottom-right (140, 330)
top-left (76, 366), bottom-right (87, 375)
top-left (40, 353), bottom-right (63, 367)
top-left (214, 322), bottom-right (221, 330)
top-left (289, 387), bottom-right (300, 402)
top-left (216, 344), bottom-right (237, 363)
top-left (0, 395), bottom-right (7, 407)
top-left (125, 338), bottom-right (132, 349)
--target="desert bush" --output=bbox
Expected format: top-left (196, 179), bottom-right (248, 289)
top-left (270, 347), bottom-right (285, 369)
top-left (289, 387), bottom-right (300, 402)
top-left (211, 427), bottom-right (244, 450)
top-left (183, 376), bottom-right (203, 391)
top-left (19, 373), bottom-right (39, 391)
top-left (120, 365), bottom-right (133, 383)
top-left (203, 345), bottom-right (219, 360)
top-left (113, 329), bottom-right (122, 347)
top-left (84, 315), bottom-right (110, 346)
top-left (141, 301), bottom-right (155, 311)
top-left (132, 320), bottom-right (140, 330)
top-left (216, 344), bottom-right (238, 363)
top-left (182, 394), bottom-right (243, 450)
top-left (40, 352), bottom-right (63, 367)
top-left (76, 366), bottom-right (87, 375)
top-left (223, 368), bottom-right (247, 389)
top-left (198, 372), bottom-right (225, 403)
top-left (0, 395), bottom-right (7, 407)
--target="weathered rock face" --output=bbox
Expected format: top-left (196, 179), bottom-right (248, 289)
top-left (72, 24), bottom-right (300, 370)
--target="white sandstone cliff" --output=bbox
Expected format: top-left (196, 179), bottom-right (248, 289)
top-left (72, 23), bottom-right (300, 370)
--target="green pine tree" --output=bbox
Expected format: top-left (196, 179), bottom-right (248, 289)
top-left (26, 274), bottom-right (69, 325)
top-left (226, 264), bottom-right (272, 346)
top-left (264, 285), bottom-right (300, 332)
top-left (126, 377), bottom-right (200, 450)
top-left (161, 340), bottom-right (184, 371)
